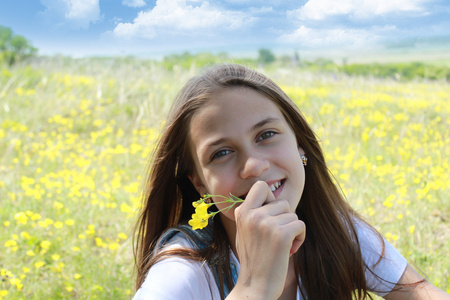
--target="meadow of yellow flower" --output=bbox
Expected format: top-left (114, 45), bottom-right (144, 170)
top-left (0, 60), bottom-right (448, 298)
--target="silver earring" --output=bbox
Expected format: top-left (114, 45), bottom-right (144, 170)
top-left (301, 154), bottom-right (307, 166)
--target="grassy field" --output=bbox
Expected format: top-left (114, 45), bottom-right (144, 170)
top-left (0, 57), bottom-right (449, 299)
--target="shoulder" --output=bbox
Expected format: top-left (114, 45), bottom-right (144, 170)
top-left (133, 255), bottom-right (219, 300)
top-left (156, 224), bottom-right (215, 252)
top-left (353, 219), bottom-right (408, 296)
top-left (133, 230), bottom-right (221, 300)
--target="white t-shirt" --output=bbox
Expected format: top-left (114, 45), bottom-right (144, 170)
top-left (133, 221), bottom-right (407, 300)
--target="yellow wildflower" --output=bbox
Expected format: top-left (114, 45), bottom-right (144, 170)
top-left (40, 240), bottom-right (51, 249)
top-left (188, 213), bottom-right (209, 230)
top-left (194, 202), bottom-right (211, 220)
top-left (188, 194), bottom-right (243, 230)
top-left (108, 243), bottom-right (120, 251)
top-left (20, 231), bottom-right (31, 239)
top-left (14, 212), bottom-right (28, 225)
top-left (54, 221), bottom-right (64, 229)
top-left (51, 254), bottom-right (61, 261)
top-left (35, 261), bottom-right (45, 269)
top-left (4, 240), bottom-right (17, 248)
top-left (118, 233), bottom-right (128, 240)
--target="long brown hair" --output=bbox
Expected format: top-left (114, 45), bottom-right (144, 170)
top-left (134, 64), bottom-right (385, 299)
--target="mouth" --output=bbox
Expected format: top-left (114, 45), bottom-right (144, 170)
top-left (237, 179), bottom-right (285, 200)
top-left (269, 179), bottom-right (285, 193)
top-left (269, 180), bottom-right (282, 192)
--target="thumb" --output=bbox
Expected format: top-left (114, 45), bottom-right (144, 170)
top-left (289, 238), bottom-right (303, 257)
top-left (289, 225), bottom-right (306, 257)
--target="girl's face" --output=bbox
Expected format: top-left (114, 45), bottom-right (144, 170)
top-left (188, 87), bottom-right (305, 222)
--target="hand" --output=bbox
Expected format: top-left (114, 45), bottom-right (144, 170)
top-left (230, 181), bottom-right (306, 300)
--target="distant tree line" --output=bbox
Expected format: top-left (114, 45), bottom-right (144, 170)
top-left (1, 27), bottom-right (448, 82)
top-left (0, 26), bottom-right (37, 66)
top-left (161, 50), bottom-right (450, 81)
top-left (338, 62), bottom-right (450, 81)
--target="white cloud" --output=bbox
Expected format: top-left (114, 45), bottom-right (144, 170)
top-left (40, 0), bottom-right (101, 29)
top-left (280, 0), bottom-right (439, 50)
top-left (122, 0), bottom-right (146, 8)
top-left (291, 0), bottom-right (432, 20)
top-left (278, 25), bottom-right (396, 48)
top-left (249, 6), bottom-right (274, 14)
top-left (113, 0), bottom-right (251, 38)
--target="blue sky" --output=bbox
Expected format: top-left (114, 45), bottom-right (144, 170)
top-left (1, 0), bottom-right (449, 58)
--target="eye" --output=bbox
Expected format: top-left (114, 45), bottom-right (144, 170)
top-left (257, 131), bottom-right (276, 141)
top-left (211, 149), bottom-right (231, 160)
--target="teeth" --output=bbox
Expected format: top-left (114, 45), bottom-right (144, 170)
top-left (270, 181), bottom-right (281, 192)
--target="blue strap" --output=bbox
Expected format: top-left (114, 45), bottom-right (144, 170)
top-left (157, 222), bottom-right (238, 297)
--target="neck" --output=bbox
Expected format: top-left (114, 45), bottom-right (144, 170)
top-left (279, 259), bottom-right (298, 300)
top-left (219, 214), bottom-right (238, 258)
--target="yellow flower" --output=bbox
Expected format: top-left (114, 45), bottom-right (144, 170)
top-left (51, 254), bottom-right (61, 261)
top-left (118, 233), bottom-right (128, 240)
top-left (188, 194), bottom-right (244, 230)
top-left (54, 221), bottom-right (64, 229)
top-left (4, 240), bottom-right (17, 248)
top-left (40, 240), bottom-right (51, 249)
top-left (20, 231), bottom-right (31, 239)
top-left (108, 243), bottom-right (120, 251)
top-left (35, 261), bottom-right (45, 269)
top-left (14, 212), bottom-right (28, 225)
top-left (188, 213), bottom-right (209, 230)
top-left (194, 202), bottom-right (211, 220)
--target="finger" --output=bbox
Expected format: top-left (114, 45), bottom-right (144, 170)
top-left (289, 222), bottom-right (306, 256)
top-left (253, 199), bottom-right (292, 217)
top-left (267, 212), bottom-right (300, 227)
top-left (290, 238), bottom-right (303, 257)
top-left (238, 181), bottom-right (275, 212)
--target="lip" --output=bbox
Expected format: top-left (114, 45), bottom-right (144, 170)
top-left (266, 178), bottom-right (285, 198)
top-left (236, 179), bottom-right (285, 201)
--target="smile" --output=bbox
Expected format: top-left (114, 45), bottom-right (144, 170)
top-left (269, 180), bottom-right (283, 192)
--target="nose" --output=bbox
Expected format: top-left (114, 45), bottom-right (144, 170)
top-left (239, 153), bottom-right (270, 179)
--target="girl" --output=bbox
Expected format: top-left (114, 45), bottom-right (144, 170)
top-left (132, 64), bottom-right (449, 299)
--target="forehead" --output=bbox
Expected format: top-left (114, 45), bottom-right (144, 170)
top-left (189, 87), bottom-right (284, 144)
top-left (193, 87), bottom-right (281, 123)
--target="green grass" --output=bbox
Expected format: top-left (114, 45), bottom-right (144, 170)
top-left (0, 58), bottom-right (449, 298)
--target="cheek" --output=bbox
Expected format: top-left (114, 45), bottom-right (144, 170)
top-left (203, 167), bottom-right (236, 191)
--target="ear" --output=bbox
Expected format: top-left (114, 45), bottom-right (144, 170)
top-left (188, 173), bottom-right (207, 196)
top-left (298, 146), bottom-right (305, 156)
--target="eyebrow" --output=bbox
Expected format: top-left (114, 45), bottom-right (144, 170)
top-left (250, 117), bottom-right (280, 133)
